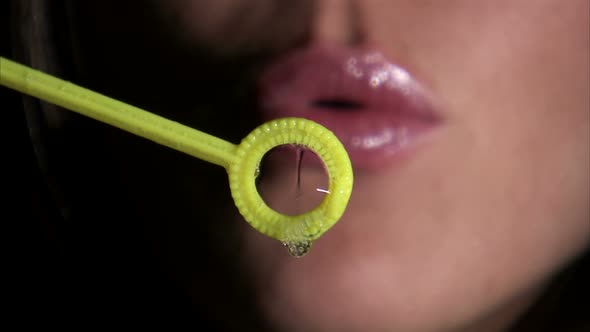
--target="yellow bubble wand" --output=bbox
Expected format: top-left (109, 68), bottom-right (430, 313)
top-left (0, 57), bottom-right (353, 256)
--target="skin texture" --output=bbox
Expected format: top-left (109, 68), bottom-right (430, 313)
top-left (216, 1), bottom-right (589, 331)
top-left (52, 1), bottom-right (588, 331)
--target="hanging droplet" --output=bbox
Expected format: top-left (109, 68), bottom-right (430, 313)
top-left (282, 240), bottom-right (313, 258)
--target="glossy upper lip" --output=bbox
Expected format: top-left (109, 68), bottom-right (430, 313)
top-left (257, 46), bottom-right (442, 169)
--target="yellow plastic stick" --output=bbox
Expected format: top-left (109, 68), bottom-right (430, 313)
top-left (0, 56), bottom-right (353, 256)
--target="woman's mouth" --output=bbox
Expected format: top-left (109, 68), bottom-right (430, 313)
top-left (257, 46), bottom-right (443, 170)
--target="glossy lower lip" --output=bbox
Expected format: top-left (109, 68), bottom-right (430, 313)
top-left (257, 46), bottom-right (442, 170)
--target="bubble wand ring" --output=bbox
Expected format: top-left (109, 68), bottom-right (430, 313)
top-left (230, 118), bottom-right (353, 251)
top-left (0, 57), bottom-right (353, 255)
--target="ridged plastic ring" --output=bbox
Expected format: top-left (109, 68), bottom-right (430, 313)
top-left (228, 118), bottom-right (353, 247)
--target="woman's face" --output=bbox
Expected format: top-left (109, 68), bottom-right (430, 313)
top-left (82, 1), bottom-right (589, 331)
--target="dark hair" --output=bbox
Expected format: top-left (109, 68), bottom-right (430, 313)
top-left (4, 1), bottom-right (588, 331)
top-left (510, 251), bottom-right (589, 332)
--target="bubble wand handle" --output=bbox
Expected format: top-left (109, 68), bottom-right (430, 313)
top-left (0, 57), bottom-right (237, 168)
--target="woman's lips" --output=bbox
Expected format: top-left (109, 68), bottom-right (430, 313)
top-left (257, 46), bottom-right (442, 169)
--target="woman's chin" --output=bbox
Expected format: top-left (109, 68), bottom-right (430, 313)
top-left (238, 203), bottom-right (441, 332)
top-left (238, 188), bottom-right (543, 332)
